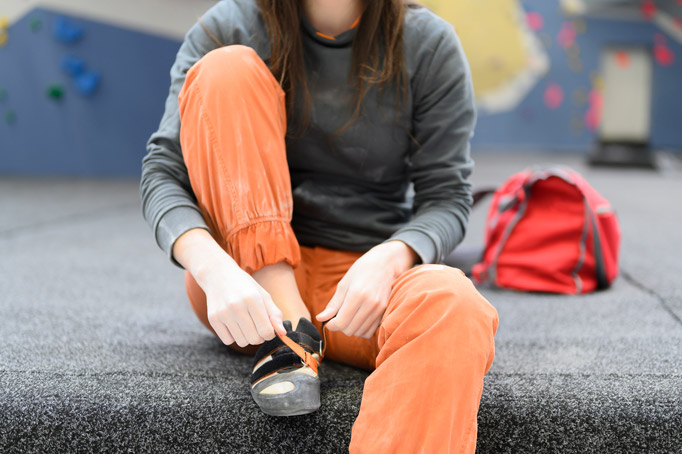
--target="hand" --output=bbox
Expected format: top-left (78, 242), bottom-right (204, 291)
top-left (173, 228), bottom-right (286, 347)
top-left (316, 241), bottom-right (418, 339)
top-left (202, 259), bottom-right (287, 347)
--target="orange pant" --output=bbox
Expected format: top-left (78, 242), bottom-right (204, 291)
top-left (178, 45), bottom-right (499, 454)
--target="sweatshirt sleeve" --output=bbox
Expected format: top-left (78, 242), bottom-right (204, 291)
top-left (389, 18), bottom-right (476, 264)
top-left (140, 1), bottom-right (244, 267)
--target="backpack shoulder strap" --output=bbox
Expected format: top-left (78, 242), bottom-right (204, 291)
top-left (472, 188), bottom-right (497, 207)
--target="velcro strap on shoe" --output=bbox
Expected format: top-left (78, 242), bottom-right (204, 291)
top-left (279, 333), bottom-right (319, 375)
top-left (250, 351), bottom-right (306, 385)
top-left (295, 331), bottom-right (323, 357)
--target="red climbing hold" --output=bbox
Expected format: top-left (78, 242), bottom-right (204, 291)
top-left (557, 22), bottom-right (576, 49)
top-left (526, 12), bottom-right (544, 31)
top-left (640, 0), bottom-right (656, 20)
top-left (544, 83), bottom-right (564, 110)
top-left (654, 43), bottom-right (675, 66)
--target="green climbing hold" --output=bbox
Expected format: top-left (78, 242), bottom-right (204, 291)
top-left (46, 84), bottom-right (65, 101)
top-left (30, 17), bottom-right (42, 32)
top-left (5, 109), bottom-right (16, 124)
top-left (0, 87), bottom-right (7, 102)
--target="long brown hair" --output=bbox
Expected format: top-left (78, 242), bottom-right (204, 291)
top-left (256, 0), bottom-right (408, 134)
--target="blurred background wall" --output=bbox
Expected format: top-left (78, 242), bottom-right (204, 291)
top-left (425, 0), bottom-right (682, 154)
top-left (1, 0), bottom-right (681, 176)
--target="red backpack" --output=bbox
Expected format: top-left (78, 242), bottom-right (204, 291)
top-left (471, 166), bottom-right (620, 294)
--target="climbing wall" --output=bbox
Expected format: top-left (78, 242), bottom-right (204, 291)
top-left (427, 0), bottom-right (682, 151)
top-left (1, 1), bottom-right (681, 176)
top-left (0, 8), bottom-right (184, 175)
top-left (422, 0), bottom-right (549, 113)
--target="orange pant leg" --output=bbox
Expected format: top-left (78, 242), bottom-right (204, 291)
top-left (295, 249), bottom-right (498, 452)
top-left (177, 45), bottom-right (300, 275)
top-left (347, 265), bottom-right (499, 454)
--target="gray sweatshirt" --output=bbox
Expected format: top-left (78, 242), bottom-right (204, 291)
top-left (141, 0), bottom-right (476, 266)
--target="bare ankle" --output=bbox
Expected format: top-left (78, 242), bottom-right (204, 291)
top-left (252, 262), bottom-right (310, 326)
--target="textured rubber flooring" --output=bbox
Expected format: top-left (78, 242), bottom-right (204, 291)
top-left (1, 152), bottom-right (680, 453)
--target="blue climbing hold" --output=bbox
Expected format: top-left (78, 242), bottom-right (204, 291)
top-left (74, 71), bottom-right (100, 96)
top-left (61, 55), bottom-right (85, 77)
top-left (53, 16), bottom-right (83, 44)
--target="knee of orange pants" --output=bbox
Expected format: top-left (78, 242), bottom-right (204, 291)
top-left (179, 44), bottom-right (286, 132)
top-left (377, 264), bottom-right (499, 373)
top-left (178, 44), bottom-right (287, 147)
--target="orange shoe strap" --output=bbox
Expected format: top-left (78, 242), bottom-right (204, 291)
top-left (277, 333), bottom-right (318, 374)
top-left (276, 322), bottom-right (328, 375)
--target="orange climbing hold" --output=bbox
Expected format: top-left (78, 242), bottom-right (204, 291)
top-left (615, 51), bottom-right (630, 68)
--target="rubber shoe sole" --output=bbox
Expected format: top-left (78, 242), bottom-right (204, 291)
top-left (250, 370), bottom-right (320, 416)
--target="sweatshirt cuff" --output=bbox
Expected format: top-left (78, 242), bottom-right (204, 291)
top-left (388, 230), bottom-right (438, 265)
top-left (155, 206), bottom-right (210, 268)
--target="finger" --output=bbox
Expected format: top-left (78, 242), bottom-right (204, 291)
top-left (211, 320), bottom-right (235, 345)
top-left (357, 311), bottom-right (382, 339)
top-left (343, 301), bottom-right (376, 337)
top-left (327, 288), bottom-right (363, 332)
top-left (223, 316), bottom-right (249, 348)
top-left (317, 284), bottom-right (348, 323)
top-left (231, 301), bottom-right (264, 345)
top-left (248, 292), bottom-right (277, 341)
top-left (355, 296), bottom-right (388, 337)
top-left (359, 318), bottom-right (382, 339)
top-left (259, 288), bottom-right (286, 337)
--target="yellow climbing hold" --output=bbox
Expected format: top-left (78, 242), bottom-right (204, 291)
top-left (420, 0), bottom-right (528, 98)
top-left (0, 15), bottom-right (9, 47)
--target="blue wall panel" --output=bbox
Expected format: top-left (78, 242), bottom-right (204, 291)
top-left (0, 8), bottom-right (181, 176)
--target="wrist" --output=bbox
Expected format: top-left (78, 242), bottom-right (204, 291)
top-left (192, 249), bottom-right (236, 288)
top-left (378, 240), bottom-right (418, 276)
top-left (173, 228), bottom-right (240, 287)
